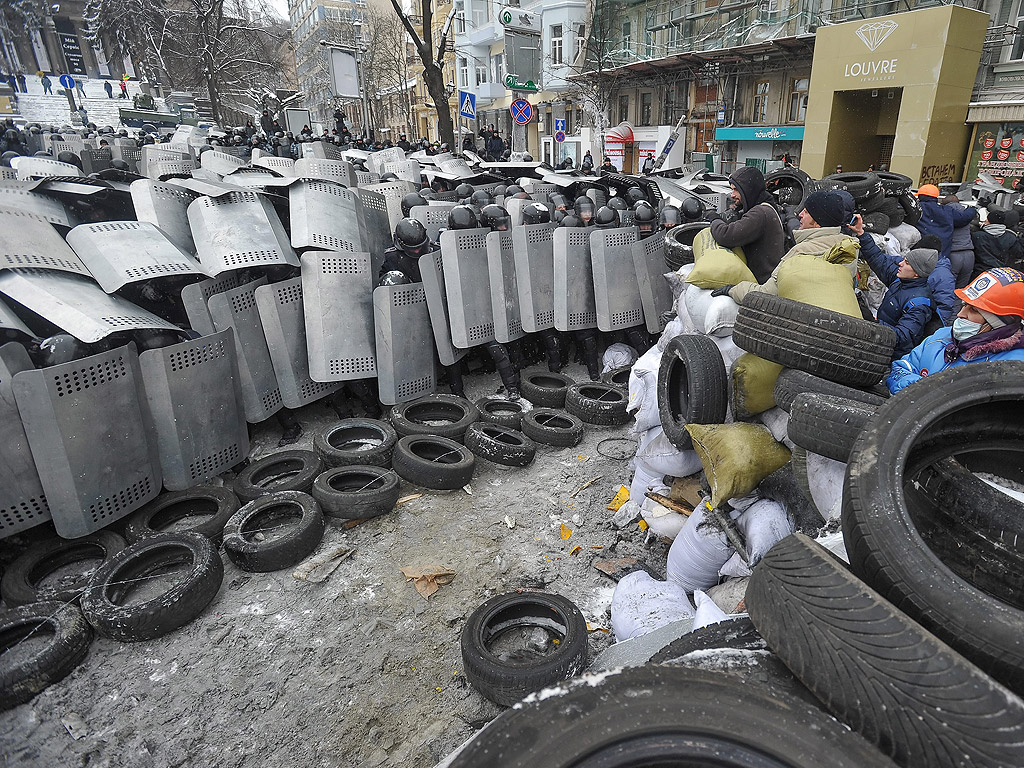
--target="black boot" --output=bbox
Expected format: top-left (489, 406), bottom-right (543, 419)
top-left (540, 329), bottom-right (562, 373)
top-left (276, 408), bottom-right (303, 446)
top-left (577, 330), bottom-right (601, 381)
top-left (484, 340), bottom-right (521, 399)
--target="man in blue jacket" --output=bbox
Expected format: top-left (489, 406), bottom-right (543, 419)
top-left (887, 267), bottom-right (1024, 394)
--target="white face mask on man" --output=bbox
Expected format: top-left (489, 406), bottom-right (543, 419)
top-left (952, 317), bottom-right (985, 341)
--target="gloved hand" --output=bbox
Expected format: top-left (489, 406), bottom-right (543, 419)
top-left (705, 212), bottom-right (723, 224)
top-left (711, 284), bottom-right (734, 298)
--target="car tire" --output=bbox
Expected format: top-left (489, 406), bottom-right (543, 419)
top-left (222, 491), bottom-right (326, 572)
top-left (765, 168), bottom-right (813, 208)
top-left (789, 445), bottom-right (818, 512)
top-left (233, 450), bottom-right (325, 503)
top-left (844, 362), bottom-right (1024, 695)
top-left (313, 418), bottom-right (398, 468)
top-left (520, 371), bottom-right (575, 409)
top-left (657, 334), bottom-right (728, 449)
top-left (733, 293), bottom-right (896, 387)
top-left (822, 171), bottom-right (881, 202)
top-left (876, 171), bottom-right (914, 196)
top-left (390, 394), bottom-right (479, 442)
top-left (464, 422), bottom-right (537, 467)
top-left (773, 369), bottom-right (887, 413)
top-left (450, 664), bottom-right (899, 768)
top-left (1, 531), bottom-right (127, 607)
top-left (520, 408), bottom-right (585, 448)
top-left (664, 222), bottom-right (706, 270)
top-left (123, 486), bottom-right (240, 545)
top-left (311, 465), bottom-right (400, 519)
top-left (392, 435), bottom-right (475, 490)
top-left (564, 382), bottom-right (630, 426)
top-left (0, 602), bottom-right (92, 710)
top-left (898, 190), bottom-right (922, 226)
top-left (601, 365), bottom-right (631, 389)
top-left (80, 532), bottom-right (224, 641)
top-left (460, 591), bottom-right (589, 707)
top-left (475, 397), bottom-right (530, 430)
top-left (787, 393), bottom-right (876, 463)
top-left (748, 533), bottom-right (1024, 768)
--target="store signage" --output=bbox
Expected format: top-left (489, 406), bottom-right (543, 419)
top-left (499, 7), bottom-right (539, 33)
top-left (966, 122), bottom-right (1024, 188)
top-left (714, 126), bottom-right (805, 141)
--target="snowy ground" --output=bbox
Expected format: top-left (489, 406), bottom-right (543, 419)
top-left (0, 363), bottom-right (668, 768)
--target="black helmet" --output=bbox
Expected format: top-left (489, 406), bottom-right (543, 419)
top-left (595, 206), bottom-right (618, 229)
top-left (469, 189), bottom-right (492, 208)
top-left (559, 213), bottom-right (583, 228)
top-left (110, 159), bottom-right (131, 171)
top-left (380, 172), bottom-right (399, 181)
top-left (3, 128), bottom-right (18, 143)
top-left (511, 191), bottom-right (530, 200)
top-left (505, 184), bottom-right (524, 196)
top-left (493, 184), bottom-right (508, 198)
top-left (552, 209), bottom-right (567, 224)
top-left (455, 182), bottom-right (475, 199)
top-left (607, 196), bottom-right (627, 211)
top-left (523, 202), bottom-right (550, 225)
top-left (393, 218), bottom-right (431, 257)
top-left (379, 270), bottom-right (412, 287)
top-left (56, 150), bottom-right (83, 169)
top-left (680, 198), bottom-right (703, 222)
top-left (574, 195), bottom-right (595, 222)
top-left (635, 203), bottom-right (657, 234)
top-left (522, 153), bottom-right (533, 162)
top-left (480, 204), bottom-right (511, 231)
top-left (447, 204), bottom-right (480, 230)
top-left (401, 192), bottom-right (427, 217)
top-left (37, 334), bottom-right (87, 367)
top-left (549, 193), bottom-right (570, 211)
top-left (419, 188), bottom-right (436, 201)
top-left (661, 205), bottom-right (683, 228)
top-left (1, 151), bottom-right (19, 167)
top-left (625, 187), bottom-right (647, 206)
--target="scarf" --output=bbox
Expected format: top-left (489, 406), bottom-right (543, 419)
top-left (984, 223), bottom-right (1007, 236)
top-left (944, 321), bottom-right (1024, 363)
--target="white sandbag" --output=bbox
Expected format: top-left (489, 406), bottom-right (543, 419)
top-left (640, 495), bottom-right (688, 541)
top-left (710, 334), bottom-right (744, 370)
top-left (719, 552), bottom-right (752, 578)
top-left (683, 283), bottom-right (739, 337)
top-left (656, 315), bottom-right (697, 352)
top-left (736, 498), bottom-right (794, 565)
top-left (612, 498), bottom-right (642, 528)
top-left (610, 571), bottom-right (695, 642)
top-left (636, 426), bottom-right (703, 478)
top-left (806, 451), bottom-right (846, 521)
top-left (628, 346), bottom-right (663, 434)
top-left (888, 222), bottom-right (921, 255)
top-left (630, 462), bottom-right (669, 509)
top-left (816, 530), bottom-right (849, 563)
top-left (603, 343), bottom-right (638, 373)
top-left (757, 407), bottom-right (790, 447)
top-left (692, 589), bottom-right (730, 630)
top-left (666, 502), bottom-right (733, 592)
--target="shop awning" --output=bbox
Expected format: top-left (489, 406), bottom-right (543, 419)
top-left (967, 101), bottom-right (1024, 122)
top-left (605, 122), bottom-right (634, 143)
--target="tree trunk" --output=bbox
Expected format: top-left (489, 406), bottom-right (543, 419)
top-left (421, 62), bottom-right (453, 147)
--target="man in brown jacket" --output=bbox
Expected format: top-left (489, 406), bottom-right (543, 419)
top-left (706, 165), bottom-right (786, 283)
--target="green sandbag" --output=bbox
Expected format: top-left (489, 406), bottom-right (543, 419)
top-left (776, 248), bottom-right (862, 318)
top-left (687, 227), bottom-right (756, 290)
top-left (685, 422), bottom-right (791, 508)
top-left (732, 353), bottom-right (783, 419)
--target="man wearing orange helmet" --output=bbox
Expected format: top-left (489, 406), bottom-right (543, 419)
top-left (887, 267), bottom-right (1024, 393)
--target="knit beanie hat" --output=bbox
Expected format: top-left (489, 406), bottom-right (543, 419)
top-left (906, 247), bottom-right (938, 278)
top-left (978, 308), bottom-right (1007, 328)
top-left (802, 190), bottom-right (846, 228)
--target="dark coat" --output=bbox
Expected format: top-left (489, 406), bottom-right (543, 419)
top-left (708, 165), bottom-right (786, 283)
top-left (916, 196), bottom-right (976, 258)
top-left (857, 232), bottom-right (934, 357)
top-left (972, 227), bottom-right (1023, 274)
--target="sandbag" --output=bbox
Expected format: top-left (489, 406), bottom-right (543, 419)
top-left (737, 498), bottom-right (794, 564)
top-left (711, 334), bottom-right (744, 372)
top-left (806, 450), bottom-right (846, 520)
top-left (628, 346), bottom-right (663, 434)
top-left (610, 571), bottom-right (695, 642)
top-left (636, 426), bottom-right (703, 478)
top-left (666, 501), bottom-right (734, 592)
top-left (685, 423), bottom-right (791, 508)
top-left (887, 222), bottom-right (921, 254)
top-left (603, 343), bottom-right (638, 373)
top-left (686, 228), bottom-right (756, 290)
top-left (640, 495), bottom-right (689, 541)
top-left (630, 462), bottom-right (669, 510)
top-left (692, 589), bottom-right (730, 630)
top-left (775, 251), bottom-right (862, 318)
top-left (656, 316), bottom-right (689, 352)
top-left (684, 283), bottom-right (739, 337)
top-left (757, 407), bottom-right (790, 446)
top-left (731, 353), bottom-right (783, 420)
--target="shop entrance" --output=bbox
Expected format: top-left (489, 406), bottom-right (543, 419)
top-left (826, 88), bottom-right (902, 171)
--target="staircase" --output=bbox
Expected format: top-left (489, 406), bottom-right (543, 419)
top-left (10, 77), bottom-right (169, 130)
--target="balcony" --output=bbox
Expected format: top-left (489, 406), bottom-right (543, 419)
top-left (474, 81), bottom-right (506, 102)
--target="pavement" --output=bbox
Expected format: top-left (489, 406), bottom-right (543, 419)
top-left (9, 77), bottom-right (167, 129)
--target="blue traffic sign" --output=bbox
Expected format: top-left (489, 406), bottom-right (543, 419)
top-left (459, 90), bottom-right (476, 120)
top-left (554, 118), bottom-right (566, 133)
top-left (554, 130), bottom-right (566, 143)
top-left (511, 99), bottom-right (533, 125)
top-left (59, 74), bottom-right (76, 90)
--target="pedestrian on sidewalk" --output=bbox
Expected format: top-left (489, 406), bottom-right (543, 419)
top-left (104, 80), bottom-right (113, 98)
top-left (77, 105), bottom-right (88, 125)
top-left (16, 73), bottom-right (26, 92)
top-left (76, 77), bottom-right (87, 99)
top-left (119, 79), bottom-right (128, 99)
top-left (5, 73), bottom-right (15, 93)
top-left (40, 74), bottom-right (52, 95)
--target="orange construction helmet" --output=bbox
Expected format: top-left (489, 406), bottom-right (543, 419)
top-left (955, 268), bottom-right (1024, 318)
top-left (917, 184), bottom-right (940, 198)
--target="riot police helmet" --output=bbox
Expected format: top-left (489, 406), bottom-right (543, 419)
top-left (560, 213), bottom-right (583, 228)
top-left (480, 204), bottom-right (511, 231)
top-left (634, 203), bottom-right (657, 235)
top-left (455, 182), bottom-right (475, 199)
top-left (56, 150), bottom-right (83, 169)
top-left (661, 204), bottom-right (683, 228)
top-left (401, 192), bottom-right (427, 218)
top-left (378, 270), bottom-right (412, 287)
top-left (607, 196), bottom-right (627, 211)
top-left (447, 204), bottom-right (480, 230)
top-left (595, 206), bottom-right (619, 228)
top-left (393, 218), bottom-right (431, 257)
top-left (573, 195), bottom-right (595, 222)
top-left (505, 184), bottom-right (524, 196)
top-left (469, 189), bottom-right (493, 208)
top-left (679, 198), bottom-right (703, 222)
top-left (522, 202), bottom-right (551, 225)
top-left (625, 186), bottom-right (648, 206)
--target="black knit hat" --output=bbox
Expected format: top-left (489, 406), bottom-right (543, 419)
top-left (802, 190), bottom-right (846, 228)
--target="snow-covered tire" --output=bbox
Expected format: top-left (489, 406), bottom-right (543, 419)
top-left (664, 223), bottom-right (706, 270)
top-left (520, 372), bottom-right (575, 408)
top-left (1, 532), bottom-right (126, 607)
top-left (601, 366), bottom-right (631, 389)
top-left (564, 382), bottom-right (630, 426)
top-left (124, 486), bottom-right (240, 545)
top-left (475, 397), bottom-right (530, 430)
top-left (392, 435), bottom-right (475, 490)
top-left (311, 466), bottom-right (400, 519)
top-left (787, 393), bottom-right (875, 463)
top-left (821, 171), bottom-right (881, 202)
top-left (773, 369), bottom-right (887, 413)
top-left (765, 168), bottom-right (813, 208)
top-left (313, 418), bottom-right (398, 468)
top-left (876, 171), bottom-right (914, 196)
top-left (657, 334), bottom-right (728, 449)
top-left (222, 491), bottom-right (326, 572)
top-left (233, 450), bottom-right (324, 502)
top-left (390, 394), bottom-right (479, 442)
top-left (464, 423), bottom-right (537, 467)
top-left (520, 409), bottom-right (585, 448)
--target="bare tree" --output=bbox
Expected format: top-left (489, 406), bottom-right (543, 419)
top-left (362, 7), bottom-right (413, 138)
top-left (387, 0), bottom-right (455, 146)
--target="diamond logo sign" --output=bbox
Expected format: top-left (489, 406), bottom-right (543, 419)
top-left (855, 20), bottom-right (898, 52)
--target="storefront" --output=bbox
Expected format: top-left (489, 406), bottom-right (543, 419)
top-left (800, 5), bottom-right (989, 185)
top-left (963, 122), bottom-right (1024, 190)
top-left (579, 122), bottom-right (686, 174)
top-left (714, 126), bottom-right (805, 172)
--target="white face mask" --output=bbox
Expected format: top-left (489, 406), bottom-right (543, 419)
top-left (952, 317), bottom-right (984, 341)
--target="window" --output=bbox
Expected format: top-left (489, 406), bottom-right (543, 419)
top-left (475, 65), bottom-right (488, 85)
top-left (1012, 0), bottom-right (1024, 60)
top-left (640, 92), bottom-right (652, 126)
top-left (622, 20), bottom-right (631, 51)
top-left (458, 57), bottom-right (469, 89)
top-left (493, 53), bottom-right (504, 84)
top-left (471, 1), bottom-right (487, 29)
top-left (752, 81), bottom-right (769, 124)
top-left (788, 78), bottom-right (808, 122)
top-left (667, 6), bottom-right (682, 50)
top-left (662, 88), bottom-right (674, 124)
top-left (644, 10), bottom-right (656, 57)
top-left (618, 94), bottom-right (629, 123)
top-left (575, 23), bottom-right (586, 60)
top-left (546, 110), bottom-right (553, 134)
top-left (565, 106), bottom-right (572, 134)
top-left (551, 24), bottom-right (563, 65)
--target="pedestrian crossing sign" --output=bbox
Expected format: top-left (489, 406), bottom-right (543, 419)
top-left (459, 91), bottom-right (476, 120)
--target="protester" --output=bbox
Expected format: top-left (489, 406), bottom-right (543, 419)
top-left (972, 207), bottom-right (1023, 278)
top-left (888, 267), bottom-right (1024, 393)
top-left (942, 195), bottom-right (976, 288)
top-left (706, 166), bottom-right (786, 284)
top-left (40, 74), bottom-right (52, 95)
top-left (103, 80), bottom-right (114, 98)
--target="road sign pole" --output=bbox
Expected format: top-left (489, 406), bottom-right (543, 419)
top-left (512, 90), bottom-right (527, 155)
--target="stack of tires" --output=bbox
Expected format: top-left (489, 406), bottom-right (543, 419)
top-left (817, 170), bottom-right (920, 234)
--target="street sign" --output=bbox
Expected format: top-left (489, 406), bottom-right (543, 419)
top-left (499, 7), bottom-right (540, 33)
top-left (504, 74), bottom-right (540, 92)
top-left (59, 74), bottom-right (76, 91)
top-left (717, 104), bottom-right (726, 125)
top-left (510, 99), bottom-right (533, 125)
top-left (459, 91), bottom-right (476, 120)
top-left (554, 130), bottom-right (566, 143)
top-left (554, 119), bottom-right (566, 133)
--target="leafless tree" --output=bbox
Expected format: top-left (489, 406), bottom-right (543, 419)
top-left (387, 0), bottom-right (456, 146)
top-left (362, 7), bottom-right (413, 138)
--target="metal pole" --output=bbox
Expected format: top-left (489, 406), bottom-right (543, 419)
top-left (511, 89), bottom-right (526, 155)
